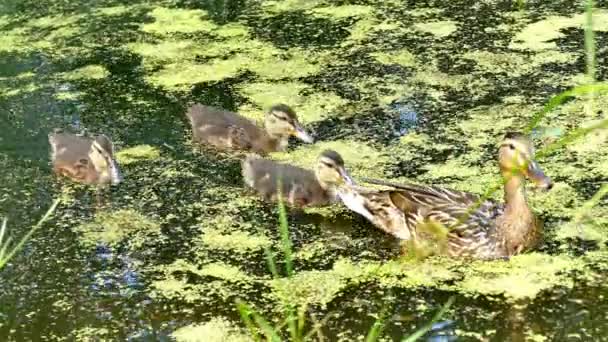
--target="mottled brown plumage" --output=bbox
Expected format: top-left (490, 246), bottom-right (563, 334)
top-left (186, 103), bottom-right (313, 155)
top-left (241, 150), bottom-right (353, 207)
top-left (48, 129), bottom-right (122, 186)
top-left (338, 133), bottom-right (553, 259)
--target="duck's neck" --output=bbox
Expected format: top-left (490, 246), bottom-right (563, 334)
top-left (500, 172), bottom-right (535, 252)
top-left (263, 133), bottom-right (288, 153)
top-left (503, 174), bottom-right (529, 212)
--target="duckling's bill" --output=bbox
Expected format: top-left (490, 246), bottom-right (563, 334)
top-left (109, 158), bottom-right (123, 185)
top-left (293, 125), bottom-right (314, 143)
top-left (339, 167), bottom-right (355, 186)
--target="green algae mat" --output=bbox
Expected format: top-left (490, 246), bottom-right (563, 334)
top-left (1, 0), bottom-right (607, 340)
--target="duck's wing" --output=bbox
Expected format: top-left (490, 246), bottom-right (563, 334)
top-left (363, 178), bottom-right (501, 235)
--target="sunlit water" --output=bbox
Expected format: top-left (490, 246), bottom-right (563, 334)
top-left (1, 0), bottom-right (607, 340)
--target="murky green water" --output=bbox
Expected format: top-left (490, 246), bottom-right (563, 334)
top-left (1, 0), bottom-right (607, 340)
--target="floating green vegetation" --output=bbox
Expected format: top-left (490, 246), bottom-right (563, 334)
top-left (352, 75), bottom-right (416, 105)
top-left (238, 82), bottom-right (346, 123)
top-left (261, 0), bottom-right (327, 14)
top-left (462, 50), bottom-right (575, 77)
top-left (453, 253), bottom-right (585, 300)
top-left (371, 48), bottom-right (417, 67)
top-left (73, 209), bottom-right (162, 249)
top-left (271, 140), bottom-right (390, 179)
top-left (60, 65), bottom-right (109, 80)
top-left (115, 145), bottom-right (161, 165)
top-left (414, 20), bottom-right (457, 37)
top-left (309, 5), bottom-right (374, 19)
top-left (0, 73), bottom-right (39, 97)
top-left (95, 5), bottom-right (141, 16)
top-left (200, 228), bottom-right (272, 253)
top-left (72, 327), bottom-right (111, 340)
top-left (147, 59), bottom-right (243, 90)
top-left (200, 262), bottom-right (252, 282)
top-left (127, 40), bottom-right (208, 63)
top-left (138, 36), bottom-right (326, 90)
top-left (413, 64), bottom-right (476, 90)
top-left (510, 9), bottom-right (608, 50)
top-left (270, 269), bottom-right (348, 309)
top-left (343, 17), bottom-right (402, 45)
top-left (142, 7), bottom-right (216, 34)
top-left (172, 318), bottom-right (250, 342)
top-left (152, 259), bottom-right (255, 303)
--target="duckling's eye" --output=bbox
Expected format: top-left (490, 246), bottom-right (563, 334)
top-left (321, 161), bottom-right (334, 168)
top-left (273, 114), bottom-right (288, 121)
top-left (508, 144), bottom-right (515, 150)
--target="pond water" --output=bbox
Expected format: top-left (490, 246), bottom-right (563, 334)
top-left (0, 0), bottom-right (607, 340)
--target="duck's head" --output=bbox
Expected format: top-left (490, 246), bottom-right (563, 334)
top-left (315, 150), bottom-right (355, 189)
top-left (498, 132), bottom-right (552, 191)
top-left (264, 104), bottom-right (314, 144)
top-left (89, 135), bottom-right (123, 185)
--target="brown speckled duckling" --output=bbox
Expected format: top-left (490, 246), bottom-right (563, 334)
top-left (48, 129), bottom-right (122, 186)
top-left (186, 103), bottom-right (313, 155)
top-left (241, 150), bottom-right (353, 207)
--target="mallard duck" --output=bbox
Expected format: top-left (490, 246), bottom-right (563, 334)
top-left (186, 103), bottom-right (314, 155)
top-left (329, 132), bottom-right (553, 259)
top-left (241, 150), bottom-right (354, 207)
top-left (49, 129), bottom-right (122, 186)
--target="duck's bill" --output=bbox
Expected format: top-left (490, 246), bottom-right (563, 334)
top-left (339, 167), bottom-right (355, 186)
top-left (109, 159), bottom-right (123, 185)
top-left (526, 160), bottom-right (552, 191)
top-left (293, 125), bottom-right (314, 143)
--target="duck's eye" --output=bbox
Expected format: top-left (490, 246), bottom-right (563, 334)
top-left (508, 144), bottom-right (515, 150)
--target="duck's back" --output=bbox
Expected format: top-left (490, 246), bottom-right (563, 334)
top-left (186, 104), bottom-right (265, 148)
top-left (242, 157), bottom-right (331, 207)
top-left (49, 132), bottom-right (93, 165)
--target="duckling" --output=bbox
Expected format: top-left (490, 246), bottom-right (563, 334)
top-left (349, 132), bottom-right (553, 259)
top-left (241, 150), bottom-right (353, 207)
top-left (48, 129), bottom-right (122, 186)
top-left (186, 103), bottom-right (314, 155)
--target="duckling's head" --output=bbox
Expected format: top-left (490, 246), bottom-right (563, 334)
top-left (315, 150), bottom-right (355, 189)
top-left (264, 104), bottom-right (314, 145)
top-left (89, 136), bottom-right (123, 185)
top-left (498, 132), bottom-right (552, 190)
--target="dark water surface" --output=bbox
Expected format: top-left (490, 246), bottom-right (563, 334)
top-left (1, 0), bottom-right (607, 340)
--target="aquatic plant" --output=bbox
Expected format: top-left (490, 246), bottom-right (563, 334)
top-left (234, 181), bottom-right (455, 340)
top-left (0, 199), bottom-right (60, 269)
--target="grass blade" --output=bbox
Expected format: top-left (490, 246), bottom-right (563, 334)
top-left (275, 178), bottom-right (293, 278)
top-left (236, 300), bottom-right (282, 342)
top-left (402, 296), bottom-right (455, 342)
top-left (236, 299), bottom-right (262, 342)
top-left (0, 199), bottom-right (61, 269)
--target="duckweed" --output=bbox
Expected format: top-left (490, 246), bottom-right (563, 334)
top-left (142, 8), bottom-right (216, 34)
top-left (3, 0), bottom-right (608, 340)
top-left (60, 65), bottom-right (109, 80)
top-left (74, 209), bottom-right (162, 249)
top-left (272, 140), bottom-right (390, 179)
top-left (172, 318), bottom-right (250, 342)
top-left (116, 145), bottom-right (161, 165)
top-left (238, 81), bottom-right (346, 123)
top-left (510, 9), bottom-right (608, 51)
top-left (200, 229), bottom-right (272, 253)
top-left (414, 20), bottom-right (458, 37)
